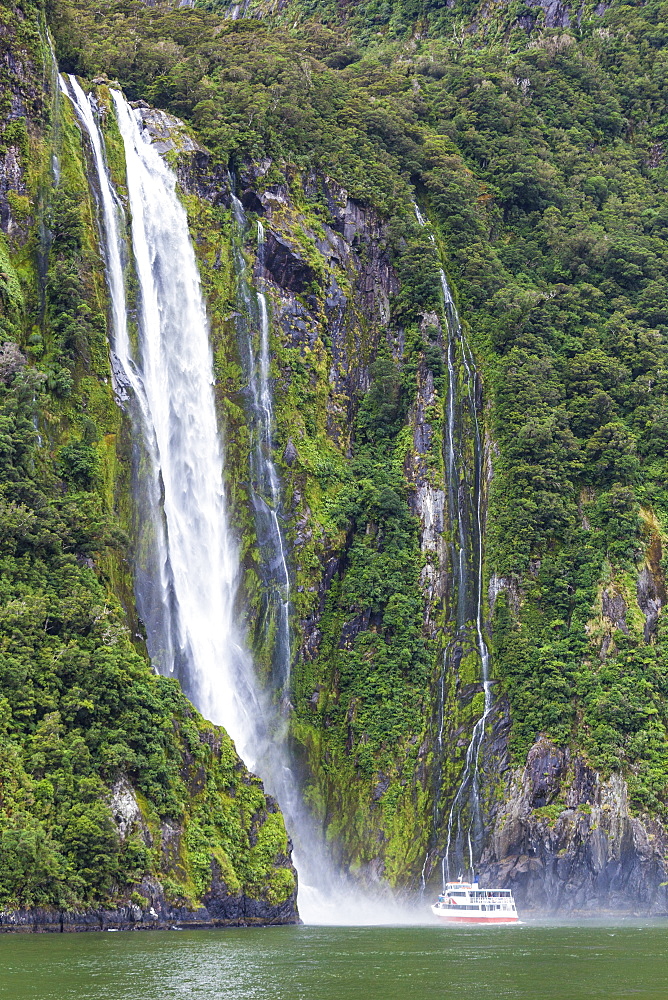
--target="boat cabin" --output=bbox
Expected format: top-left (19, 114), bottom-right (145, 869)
top-left (436, 881), bottom-right (517, 914)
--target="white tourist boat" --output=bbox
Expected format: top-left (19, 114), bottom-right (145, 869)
top-left (431, 880), bottom-right (519, 924)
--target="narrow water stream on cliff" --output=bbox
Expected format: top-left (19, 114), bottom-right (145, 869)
top-left (440, 270), bottom-right (492, 884)
top-left (414, 205), bottom-right (491, 886)
top-left (230, 196), bottom-right (291, 696)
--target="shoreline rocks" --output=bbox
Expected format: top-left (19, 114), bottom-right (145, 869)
top-left (0, 893), bottom-right (300, 933)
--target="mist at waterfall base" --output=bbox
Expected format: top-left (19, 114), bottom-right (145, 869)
top-left (62, 78), bottom-right (426, 926)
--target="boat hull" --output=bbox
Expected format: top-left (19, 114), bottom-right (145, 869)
top-left (432, 912), bottom-right (519, 924)
top-left (431, 906), bottom-right (519, 924)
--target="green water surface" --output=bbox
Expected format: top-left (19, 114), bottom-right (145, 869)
top-left (1, 922), bottom-right (666, 1000)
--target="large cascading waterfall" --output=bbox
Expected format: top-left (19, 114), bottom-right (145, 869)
top-left (62, 75), bottom-right (264, 766)
top-left (113, 89), bottom-right (271, 754)
top-left (63, 78), bottom-right (418, 924)
top-left (414, 205), bottom-right (492, 885)
top-left (230, 198), bottom-right (291, 696)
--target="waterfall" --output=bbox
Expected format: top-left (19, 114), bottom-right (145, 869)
top-left (414, 205), bottom-right (492, 884)
top-left (64, 78), bottom-right (422, 924)
top-left (60, 76), bottom-right (183, 695)
top-left (230, 199), bottom-right (291, 695)
top-left (63, 75), bottom-right (262, 765)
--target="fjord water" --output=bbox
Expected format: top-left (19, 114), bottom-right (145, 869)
top-left (2, 924), bottom-right (667, 1000)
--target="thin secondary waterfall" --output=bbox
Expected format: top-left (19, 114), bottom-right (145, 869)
top-left (414, 205), bottom-right (492, 884)
top-left (440, 273), bottom-right (492, 884)
top-left (256, 219), bottom-right (292, 693)
top-left (230, 198), bottom-right (291, 695)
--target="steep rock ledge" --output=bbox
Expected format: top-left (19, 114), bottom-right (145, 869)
top-left (479, 737), bottom-right (668, 914)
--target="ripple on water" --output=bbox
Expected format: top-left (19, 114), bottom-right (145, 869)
top-left (1, 922), bottom-right (667, 1000)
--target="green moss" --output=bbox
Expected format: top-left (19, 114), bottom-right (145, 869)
top-left (532, 804), bottom-right (565, 827)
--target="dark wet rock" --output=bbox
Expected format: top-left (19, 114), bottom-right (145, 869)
top-left (1, 839), bottom-right (298, 933)
top-left (241, 189), bottom-right (265, 215)
top-left (301, 619), bottom-right (322, 661)
top-left (0, 145), bottom-right (28, 236)
top-left (526, 0), bottom-right (571, 27)
top-left (637, 564), bottom-right (664, 642)
top-left (373, 774), bottom-right (391, 801)
top-left (262, 232), bottom-right (316, 293)
top-left (478, 737), bottom-right (668, 915)
top-left (601, 588), bottom-right (628, 634)
top-left (645, 143), bottom-right (664, 169)
top-left (160, 819), bottom-right (183, 872)
top-left (0, 886), bottom-right (299, 932)
top-left (203, 853), bottom-right (298, 926)
top-left (340, 610), bottom-right (371, 648)
top-left (525, 738), bottom-right (567, 807)
top-left (309, 685), bottom-right (323, 706)
top-left (283, 438), bottom-right (298, 466)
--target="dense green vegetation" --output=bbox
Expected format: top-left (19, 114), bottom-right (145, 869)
top-left (49, 0), bottom-right (668, 831)
top-left (0, 0), bottom-right (663, 899)
top-left (0, 0), bottom-right (295, 913)
top-left (288, 353), bottom-right (437, 878)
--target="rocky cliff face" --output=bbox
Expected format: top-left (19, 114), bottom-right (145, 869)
top-left (152, 107), bottom-right (668, 908)
top-left (480, 737), bottom-right (668, 914)
top-left (477, 514), bottom-right (668, 914)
